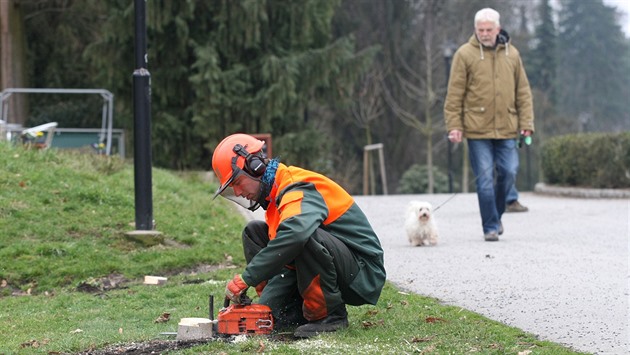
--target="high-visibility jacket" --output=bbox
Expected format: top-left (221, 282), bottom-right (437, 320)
top-left (241, 163), bottom-right (386, 305)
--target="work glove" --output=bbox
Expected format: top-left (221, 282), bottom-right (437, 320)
top-left (254, 280), bottom-right (267, 297)
top-left (225, 274), bottom-right (249, 304)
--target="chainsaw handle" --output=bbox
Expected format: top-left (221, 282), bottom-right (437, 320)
top-left (224, 293), bottom-right (252, 308)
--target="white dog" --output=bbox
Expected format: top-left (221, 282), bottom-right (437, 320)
top-left (405, 201), bottom-right (438, 246)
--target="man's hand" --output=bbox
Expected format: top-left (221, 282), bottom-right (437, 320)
top-left (448, 130), bottom-right (463, 143)
top-left (226, 274), bottom-right (248, 304)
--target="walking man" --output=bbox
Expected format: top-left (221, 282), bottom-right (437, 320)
top-left (444, 8), bottom-right (534, 241)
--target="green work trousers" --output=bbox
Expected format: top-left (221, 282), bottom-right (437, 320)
top-left (242, 220), bottom-right (361, 324)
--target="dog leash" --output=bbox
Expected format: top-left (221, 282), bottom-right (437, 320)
top-left (433, 163), bottom-right (497, 213)
top-left (432, 140), bottom-right (527, 213)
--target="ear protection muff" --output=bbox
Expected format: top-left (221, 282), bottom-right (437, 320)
top-left (233, 144), bottom-right (267, 177)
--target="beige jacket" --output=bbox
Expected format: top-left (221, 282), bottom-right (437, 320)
top-left (444, 32), bottom-right (534, 139)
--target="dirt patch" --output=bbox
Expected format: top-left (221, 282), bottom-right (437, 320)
top-left (75, 339), bottom-right (216, 354)
top-left (76, 333), bottom-right (300, 354)
top-left (76, 273), bottom-right (128, 293)
top-left (74, 264), bottom-right (235, 294)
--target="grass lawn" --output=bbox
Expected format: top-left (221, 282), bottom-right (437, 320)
top-left (0, 143), bottom-right (587, 354)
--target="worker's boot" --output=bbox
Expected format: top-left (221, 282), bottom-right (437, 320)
top-left (293, 306), bottom-right (348, 338)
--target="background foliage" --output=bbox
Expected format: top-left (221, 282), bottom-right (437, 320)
top-left (397, 164), bottom-right (457, 194)
top-left (540, 132), bottom-right (630, 188)
top-left (4, 0), bottom-right (630, 193)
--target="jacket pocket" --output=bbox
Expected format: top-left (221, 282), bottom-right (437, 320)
top-left (463, 106), bottom-right (488, 133)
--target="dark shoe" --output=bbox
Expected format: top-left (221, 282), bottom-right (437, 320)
top-left (498, 222), bottom-right (504, 235)
top-left (293, 308), bottom-right (348, 338)
top-left (506, 200), bottom-right (528, 213)
top-left (484, 231), bottom-right (499, 242)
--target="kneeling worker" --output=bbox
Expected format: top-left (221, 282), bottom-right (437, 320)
top-left (211, 133), bottom-right (386, 338)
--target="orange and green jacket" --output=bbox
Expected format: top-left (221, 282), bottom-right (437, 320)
top-left (241, 163), bottom-right (386, 305)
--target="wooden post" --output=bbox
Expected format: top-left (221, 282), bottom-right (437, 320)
top-left (363, 143), bottom-right (388, 195)
top-left (363, 148), bottom-right (369, 195)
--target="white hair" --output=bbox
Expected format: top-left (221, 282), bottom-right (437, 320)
top-left (474, 8), bottom-right (500, 28)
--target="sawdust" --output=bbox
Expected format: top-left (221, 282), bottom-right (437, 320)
top-left (75, 339), bottom-right (215, 354)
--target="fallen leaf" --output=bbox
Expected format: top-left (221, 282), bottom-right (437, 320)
top-left (70, 329), bottom-right (83, 334)
top-left (411, 335), bottom-right (435, 343)
top-left (20, 340), bottom-right (39, 348)
top-left (425, 317), bottom-right (447, 323)
top-left (256, 340), bottom-right (265, 353)
top-left (118, 327), bottom-right (123, 334)
top-left (361, 319), bottom-right (385, 328)
top-left (1, 279), bottom-right (6, 287)
top-left (400, 300), bottom-right (409, 306)
top-left (19, 181), bottom-right (26, 188)
top-left (366, 309), bottom-right (379, 316)
top-left (362, 321), bottom-right (376, 328)
top-left (154, 312), bottom-right (171, 323)
top-left (518, 351), bottom-right (533, 355)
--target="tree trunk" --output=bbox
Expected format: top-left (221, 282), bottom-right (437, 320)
top-left (424, 32), bottom-right (434, 194)
top-left (0, 0), bottom-right (27, 125)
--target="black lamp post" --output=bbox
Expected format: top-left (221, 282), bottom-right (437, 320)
top-left (443, 41), bottom-right (455, 193)
top-left (132, 0), bottom-right (154, 230)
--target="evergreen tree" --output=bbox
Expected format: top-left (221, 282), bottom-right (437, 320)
top-left (527, 0), bottom-right (556, 101)
top-left (21, 0), bottom-right (108, 128)
top-left (21, 1), bottom-right (375, 170)
top-left (187, 1), bottom-right (376, 170)
top-left (557, 0), bottom-right (630, 132)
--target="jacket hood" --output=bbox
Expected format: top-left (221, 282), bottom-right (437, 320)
top-left (469, 29), bottom-right (511, 59)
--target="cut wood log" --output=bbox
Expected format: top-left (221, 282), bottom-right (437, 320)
top-left (176, 318), bottom-right (214, 340)
top-left (143, 276), bottom-right (167, 285)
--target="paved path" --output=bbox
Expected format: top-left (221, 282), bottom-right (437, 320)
top-left (353, 192), bottom-right (628, 355)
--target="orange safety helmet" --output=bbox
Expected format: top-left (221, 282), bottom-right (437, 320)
top-left (212, 133), bottom-right (265, 200)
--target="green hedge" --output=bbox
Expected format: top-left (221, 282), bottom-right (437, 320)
top-left (398, 164), bottom-right (459, 194)
top-left (540, 132), bottom-right (630, 188)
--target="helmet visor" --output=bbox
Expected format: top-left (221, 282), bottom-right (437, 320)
top-left (212, 160), bottom-right (262, 211)
top-left (212, 153), bottom-right (247, 200)
top-left (212, 169), bottom-right (238, 200)
top-left (213, 183), bottom-right (260, 210)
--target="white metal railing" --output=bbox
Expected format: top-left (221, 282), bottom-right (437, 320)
top-left (0, 88), bottom-right (115, 155)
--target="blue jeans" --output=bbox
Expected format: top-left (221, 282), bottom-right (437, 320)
top-left (507, 185), bottom-right (519, 204)
top-left (468, 139), bottom-right (519, 234)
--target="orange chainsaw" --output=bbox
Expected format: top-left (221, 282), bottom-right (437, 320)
top-left (212, 294), bottom-right (274, 335)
